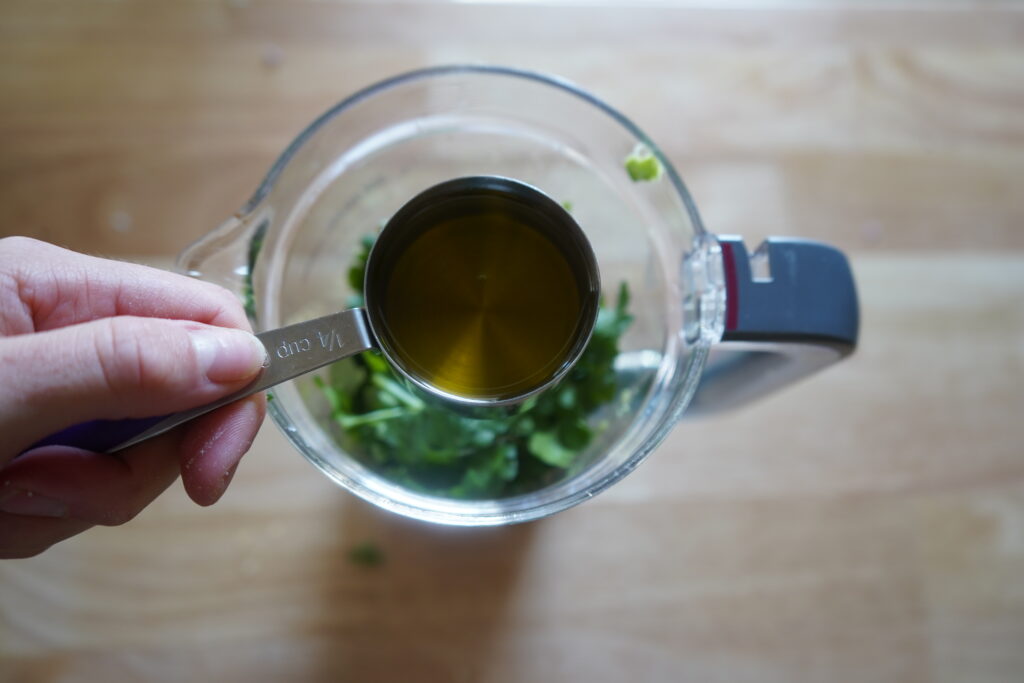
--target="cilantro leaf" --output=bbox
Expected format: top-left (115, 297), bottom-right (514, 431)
top-left (625, 145), bottom-right (663, 182)
top-left (348, 542), bottom-right (385, 567)
top-left (313, 232), bottom-right (633, 499)
top-left (527, 431), bottom-right (577, 468)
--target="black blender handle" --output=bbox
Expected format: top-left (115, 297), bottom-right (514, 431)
top-left (686, 236), bottom-right (860, 415)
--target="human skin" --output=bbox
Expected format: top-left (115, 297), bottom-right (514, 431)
top-left (0, 237), bottom-right (267, 558)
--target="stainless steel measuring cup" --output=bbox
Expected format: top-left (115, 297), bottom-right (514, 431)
top-left (31, 176), bottom-right (600, 453)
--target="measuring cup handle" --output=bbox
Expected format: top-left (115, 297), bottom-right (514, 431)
top-left (686, 237), bottom-right (859, 415)
top-left (25, 308), bottom-right (376, 454)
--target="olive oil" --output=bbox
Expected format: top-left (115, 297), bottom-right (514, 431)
top-left (367, 178), bottom-right (599, 402)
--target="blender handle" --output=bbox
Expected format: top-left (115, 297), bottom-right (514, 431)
top-left (24, 309), bottom-right (376, 454)
top-left (685, 237), bottom-right (859, 415)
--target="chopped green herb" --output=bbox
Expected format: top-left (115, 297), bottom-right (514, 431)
top-left (561, 200), bottom-right (574, 212)
top-left (242, 222), bottom-right (268, 319)
top-left (348, 541), bottom-right (385, 567)
top-left (314, 233), bottom-right (633, 499)
top-left (527, 431), bottom-right (577, 468)
top-left (625, 145), bottom-right (663, 182)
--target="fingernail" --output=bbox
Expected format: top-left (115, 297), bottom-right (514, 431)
top-left (189, 328), bottom-right (267, 383)
top-left (0, 489), bottom-right (68, 518)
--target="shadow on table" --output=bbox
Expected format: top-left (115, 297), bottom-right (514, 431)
top-left (309, 492), bottom-right (537, 682)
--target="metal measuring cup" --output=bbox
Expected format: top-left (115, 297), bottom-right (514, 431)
top-left (34, 176), bottom-right (601, 453)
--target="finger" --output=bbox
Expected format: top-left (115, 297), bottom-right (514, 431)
top-left (0, 396), bottom-right (264, 529)
top-left (0, 236), bottom-right (249, 334)
top-left (180, 394), bottom-right (266, 506)
top-left (0, 513), bottom-right (93, 559)
top-left (0, 430), bottom-right (184, 527)
top-left (0, 315), bottom-right (267, 455)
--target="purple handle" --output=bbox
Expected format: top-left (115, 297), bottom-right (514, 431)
top-left (27, 416), bottom-right (169, 454)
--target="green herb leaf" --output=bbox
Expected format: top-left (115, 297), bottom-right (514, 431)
top-left (363, 352), bottom-right (390, 375)
top-left (347, 265), bottom-right (364, 291)
top-left (241, 222), bottom-right (268, 319)
top-left (312, 232), bottom-right (633, 499)
top-left (527, 431), bottom-right (577, 468)
top-left (348, 541), bottom-right (385, 567)
top-left (558, 417), bottom-right (593, 451)
top-left (625, 146), bottom-right (663, 182)
top-left (313, 375), bottom-right (342, 414)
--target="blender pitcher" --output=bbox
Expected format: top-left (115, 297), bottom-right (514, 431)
top-left (177, 66), bottom-right (859, 525)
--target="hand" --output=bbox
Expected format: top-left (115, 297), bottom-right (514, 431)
top-left (0, 237), bottom-right (268, 558)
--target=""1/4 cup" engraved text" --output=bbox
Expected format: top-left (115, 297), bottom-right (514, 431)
top-left (276, 327), bottom-right (346, 359)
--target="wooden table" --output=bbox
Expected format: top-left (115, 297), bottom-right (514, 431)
top-left (2, 2), bottom-right (1022, 681)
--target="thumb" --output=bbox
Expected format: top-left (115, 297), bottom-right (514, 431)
top-left (0, 316), bottom-right (267, 454)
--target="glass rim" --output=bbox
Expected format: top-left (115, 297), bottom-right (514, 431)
top-left (239, 64), bottom-right (706, 238)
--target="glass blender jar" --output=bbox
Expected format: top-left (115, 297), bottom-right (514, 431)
top-left (179, 66), bottom-right (859, 525)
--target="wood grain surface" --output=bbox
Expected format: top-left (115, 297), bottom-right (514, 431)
top-left (1, 2), bottom-right (1023, 682)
